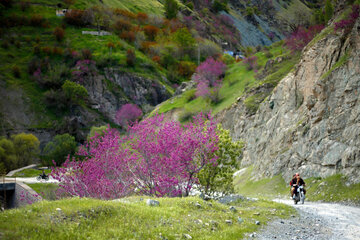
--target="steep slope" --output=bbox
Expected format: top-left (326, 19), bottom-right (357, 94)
top-left (218, 5), bottom-right (360, 183)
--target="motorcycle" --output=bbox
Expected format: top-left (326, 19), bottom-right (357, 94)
top-left (293, 185), bottom-right (305, 204)
top-left (36, 173), bottom-right (49, 181)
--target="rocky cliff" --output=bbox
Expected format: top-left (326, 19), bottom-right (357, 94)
top-left (218, 10), bottom-right (360, 183)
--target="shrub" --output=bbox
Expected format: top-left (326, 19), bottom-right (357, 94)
top-left (143, 25), bottom-right (160, 41)
top-left (114, 9), bottom-right (136, 19)
top-left (212, 0), bottom-right (228, 13)
top-left (324, 0), bottom-right (334, 24)
top-left (43, 134), bottom-right (77, 166)
top-left (53, 27), bottom-right (65, 41)
top-left (334, 4), bottom-right (359, 32)
top-left (136, 12), bottom-right (148, 23)
top-left (0, 138), bottom-right (17, 172)
top-left (11, 133), bottom-right (39, 168)
top-left (165, 0), bottom-right (179, 19)
top-left (152, 55), bottom-right (161, 64)
top-left (42, 46), bottom-right (52, 55)
top-left (126, 49), bottom-right (136, 67)
top-left (115, 103), bottom-right (142, 127)
top-left (30, 14), bottom-right (44, 26)
top-left (120, 31), bottom-right (135, 43)
top-left (285, 24), bottom-right (324, 51)
top-left (140, 41), bottom-right (156, 53)
top-left (243, 56), bottom-right (258, 71)
top-left (113, 18), bottom-right (132, 33)
top-left (52, 46), bottom-right (63, 56)
top-left (62, 80), bottom-right (88, 106)
top-left (12, 66), bottom-right (20, 78)
top-left (72, 59), bottom-right (97, 84)
top-left (178, 61), bottom-right (196, 78)
top-left (88, 125), bottom-right (109, 140)
top-left (221, 54), bottom-right (235, 65)
top-left (64, 9), bottom-right (85, 27)
top-left (81, 49), bottom-right (92, 60)
top-left (265, 50), bottom-right (273, 58)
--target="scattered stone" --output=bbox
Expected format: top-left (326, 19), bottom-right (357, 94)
top-left (229, 206), bottom-right (237, 212)
top-left (280, 220), bottom-right (285, 224)
top-left (225, 219), bottom-right (233, 225)
top-left (253, 212), bottom-right (260, 216)
top-left (237, 217), bottom-right (243, 223)
top-left (249, 232), bottom-right (257, 238)
top-left (183, 233), bottom-right (192, 239)
top-left (146, 199), bottom-right (160, 207)
top-left (195, 219), bottom-right (203, 224)
top-left (210, 220), bottom-right (218, 226)
top-left (205, 223), bottom-right (210, 226)
top-left (56, 208), bottom-right (62, 212)
top-left (255, 221), bottom-right (261, 225)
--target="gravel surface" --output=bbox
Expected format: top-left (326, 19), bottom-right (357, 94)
top-left (250, 199), bottom-right (360, 240)
top-left (5, 177), bottom-right (59, 184)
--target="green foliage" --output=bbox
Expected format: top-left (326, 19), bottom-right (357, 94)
top-left (244, 92), bottom-right (269, 115)
top-left (0, 196), bottom-right (295, 240)
top-left (198, 125), bottom-right (244, 196)
top-left (212, 0), bottom-right (228, 13)
top-left (221, 54), bottom-right (235, 65)
top-left (42, 134), bottom-right (77, 166)
top-left (11, 133), bottom-right (40, 167)
top-left (62, 80), bottom-right (88, 106)
top-left (27, 183), bottom-right (59, 200)
top-left (0, 134), bottom-right (39, 172)
top-left (88, 125), bottom-right (109, 140)
top-left (0, 162), bottom-right (6, 176)
top-left (164, 0), bottom-right (179, 19)
top-left (172, 28), bottom-right (196, 55)
top-left (324, 0), bottom-right (334, 23)
top-left (12, 168), bottom-right (51, 178)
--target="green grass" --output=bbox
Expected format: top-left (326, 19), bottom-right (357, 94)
top-left (27, 183), bottom-right (59, 201)
top-left (0, 196), bottom-right (295, 240)
top-left (234, 166), bottom-right (289, 199)
top-left (234, 167), bottom-right (360, 205)
top-left (305, 174), bottom-right (360, 204)
top-left (11, 169), bottom-right (51, 178)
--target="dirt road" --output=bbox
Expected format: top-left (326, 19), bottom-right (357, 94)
top-left (253, 199), bottom-right (360, 240)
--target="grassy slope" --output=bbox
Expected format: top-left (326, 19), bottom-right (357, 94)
top-left (0, 196), bottom-right (295, 240)
top-left (234, 167), bottom-right (360, 205)
top-left (0, 3), bottom-right (170, 128)
top-left (153, 42), bottom-right (300, 120)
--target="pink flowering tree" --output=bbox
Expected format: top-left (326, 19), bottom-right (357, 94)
top-left (71, 59), bottom-right (97, 84)
top-left (193, 57), bottom-right (226, 103)
top-left (285, 24), bottom-right (324, 52)
top-left (52, 113), bottom-right (219, 199)
top-left (115, 103), bottom-right (142, 128)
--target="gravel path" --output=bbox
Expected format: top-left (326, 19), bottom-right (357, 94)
top-left (252, 199), bottom-right (360, 240)
top-left (5, 177), bottom-right (59, 184)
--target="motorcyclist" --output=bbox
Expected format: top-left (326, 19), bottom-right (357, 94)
top-left (290, 173), bottom-right (305, 198)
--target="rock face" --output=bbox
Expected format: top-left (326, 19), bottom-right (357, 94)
top-left (218, 16), bottom-right (360, 183)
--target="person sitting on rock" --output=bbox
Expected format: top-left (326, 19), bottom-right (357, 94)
top-left (290, 173), bottom-right (306, 198)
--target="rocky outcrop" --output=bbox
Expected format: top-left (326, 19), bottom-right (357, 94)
top-left (218, 14), bottom-right (360, 183)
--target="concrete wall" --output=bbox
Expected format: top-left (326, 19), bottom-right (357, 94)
top-left (14, 182), bottom-right (42, 208)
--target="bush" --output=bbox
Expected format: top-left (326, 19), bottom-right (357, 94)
top-left (43, 134), bottom-right (77, 166)
top-left (243, 56), bottom-right (258, 71)
top-left (285, 25), bottom-right (324, 51)
top-left (164, 0), bottom-right (179, 19)
top-left (81, 49), bottom-right (92, 60)
top-left (140, 41), bottom-right (156, 53)
top-left (334, 4), bottom-right (359, 32)
top-left (221, 54), bottom-right (235, 65)
top-left (114, 9), bottom-right (136, 19)
top-left (113, 18), bottom-right (132, 33)
top-left (126, 49), bottom-right (136, 67)
top-left (30, 14), bottom-right (44, 26)
top-left (178, 61), bottom-right (196, 78)
top-left (52, 47), bottom-right (63, 56)
top-left (115, 104), bottom-right (142, 127)
top-left (11, 133), bottom-right (40, 168)
top-left (143, 25), bottom-right (160, 41)
top-left (62, 80), bottom-right (88, 106)
top-left (212, 0), bottom-right (228, 13)
top-left (12, 66), bottom-right (20, 78)
top-left (88, 125), bottom-right (109, 140)
top-left (136, 12), bottom-right (148, 23)
top-left (64, 9), bottom-right (85, 27)
top-left (152, 55), bottom-right (161, 64)
top-left (120, 31), bottom-right (135, 43)
top-left (72, 59), bottom-right (97, 84)
top-left (53, 27), bottom-right (65, 41)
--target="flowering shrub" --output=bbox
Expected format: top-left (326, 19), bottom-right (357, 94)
top-left (115, 103), bottom-right (142, 127)
top-left (243, 56), bottom-right (258, 71)
top-left (120, 31), bottom-right (135, 43)
top-left (143, 25), bottom-right (160, 40)
top-left (285, 24), bottom-right (324, 51)
top-left (193, 57), bottom-right (226, 103)
top-left (71, 60), bottom-right (97, 84)
top-left (136, 12), bottom-right (148, 23)
top-left (52, 113), bottom-right (219, 198)
top-left (334, 4), bottom-right (359, 32)
top-left (113, 19), bottom-right (132, 33)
